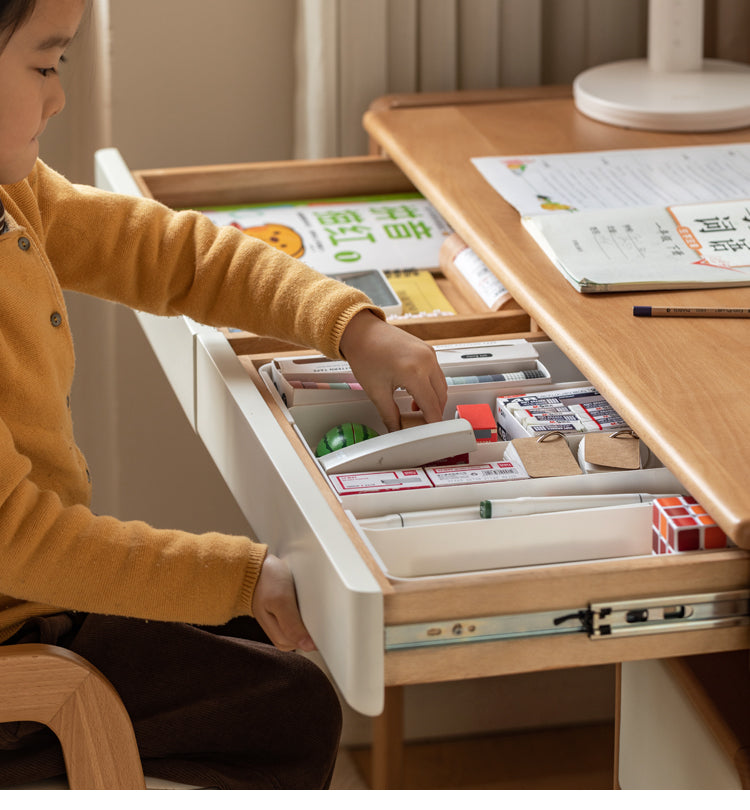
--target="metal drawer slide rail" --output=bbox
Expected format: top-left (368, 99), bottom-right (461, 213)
top-left (384, 590), bottom-right (750, 651)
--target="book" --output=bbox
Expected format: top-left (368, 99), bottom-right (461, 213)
top-left (439, 233), bottom-right (514, 310)
top-left (472, 143), bottom-right (750, 293)
top-left (200, 194), bottom-right (450, 276)
top-left (383, 268), bottom-right (456, 317)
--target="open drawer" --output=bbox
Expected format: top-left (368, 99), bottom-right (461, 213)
top-left (96, 148), bottom-right (750, 717)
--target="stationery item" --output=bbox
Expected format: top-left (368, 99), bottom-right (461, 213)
top-left (471, 144), bottom-right (750, 293)
top-left (479, 492), bottom-right (658, 519)
top-left (455, 403), bottom-right (498, 443)
top-left (633, 306), bottom-right (750, 318)
top-left (445, 370), bottom-right (546, 385)
top-left (652, 496), bottom-right (730, 554)
top-left (383, 268), bottom-right (456, 317)
top-left (358, 491), bottom-right (660, 529)
top-left (201, 194), bottom-right (451, 275)
top-left (330, 468), bottom-right (433, 495)
top-left (315, 423), bottom-right (380, 458)
top-left (577, 430), bottom-right (645, 474)
top-left (424, 460), bottom-right (528, 487)
top-left (503, 433), bottom-right (583, 478)
top-left (496, 386), bottom-right (628, 440)
top-left (318, 419), bottom-right (478, 475)
top-left (439, 233), bottom-right (513, 311)
top-left (328, 269), bottom-right (402, 315)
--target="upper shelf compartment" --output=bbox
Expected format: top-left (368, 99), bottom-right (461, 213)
top-left (132, 155), bottom-right (539, 347)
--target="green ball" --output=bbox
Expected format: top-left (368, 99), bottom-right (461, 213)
top-left (315, 422), bottom-right (379, 457)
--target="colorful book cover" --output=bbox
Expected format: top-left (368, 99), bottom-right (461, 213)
top-left (201, 194), bottom-right (451, 275)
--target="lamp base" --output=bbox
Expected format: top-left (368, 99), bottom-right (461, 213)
top-left (573, 58), bottom-right (750, 132)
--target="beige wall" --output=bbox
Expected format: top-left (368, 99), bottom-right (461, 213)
top-left (107, 0), bottom-right (297, 170)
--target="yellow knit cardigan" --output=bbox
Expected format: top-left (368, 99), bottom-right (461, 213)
top-left (0, 160), bottom-right (376, 642)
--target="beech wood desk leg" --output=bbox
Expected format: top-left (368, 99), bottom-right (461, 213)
top-left (613, 663), bottom-right (622, 790)
top-left (371, 685), bottom-right (404, 789)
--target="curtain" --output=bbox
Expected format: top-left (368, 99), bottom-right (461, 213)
top-left (293, 0), bottom-right (750, 159)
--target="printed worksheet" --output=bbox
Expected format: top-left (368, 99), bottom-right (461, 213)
top-left (472, 143), bottom-right (750, 216)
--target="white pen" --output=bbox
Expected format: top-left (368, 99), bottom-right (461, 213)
top-left (358, 493), bottom-right (664, 530)
top-left (358, 506), bottom-right (478, 530)
top-left (478, 492), bottom-right (658, 519)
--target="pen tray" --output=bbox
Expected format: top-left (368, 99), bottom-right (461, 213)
top-left (348, 465), bottom-right (686, 579)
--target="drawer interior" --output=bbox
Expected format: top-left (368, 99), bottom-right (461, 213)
top-left (236, 336), bottom-right (733, 582)
top-left (133, 156), bottom-right (739, 583)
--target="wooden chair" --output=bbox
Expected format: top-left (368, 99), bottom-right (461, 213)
top-left (0, 643), bottom-right (146, 789)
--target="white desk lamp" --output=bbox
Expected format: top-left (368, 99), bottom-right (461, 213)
top-left (573, 0), bottom-right (750, 131)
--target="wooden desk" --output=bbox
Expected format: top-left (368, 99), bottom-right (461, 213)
top-left (96, 89), bottom-right (750, 786)
top-left (364, 87), bottom-right (750, 548)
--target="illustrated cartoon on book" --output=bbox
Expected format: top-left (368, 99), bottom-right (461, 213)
top-left (201, 194), bottom-right (450, 276)
top-left (473, 143), bottom-right (750, 293)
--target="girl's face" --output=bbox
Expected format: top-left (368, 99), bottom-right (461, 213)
top-left (0, 0), bottom-right (85, 184)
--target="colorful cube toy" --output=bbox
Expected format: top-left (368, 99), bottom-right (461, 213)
top-left (652, 496), bottom-right (729, 554)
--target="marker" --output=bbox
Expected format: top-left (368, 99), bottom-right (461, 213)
top-left (358, 492), bottom-right (664, 529)
top-left (633, 306), bottom-right (750, 318)
top-left (478, 492), bottom-right (658, 518)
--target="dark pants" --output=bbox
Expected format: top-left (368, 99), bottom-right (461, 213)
top-left (0, 613), bottom-right (342, 789)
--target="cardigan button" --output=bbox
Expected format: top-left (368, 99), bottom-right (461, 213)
top-left (17, 236), bottom-right (30, 251)
top-left (50, 311), bottom-right (62, 327)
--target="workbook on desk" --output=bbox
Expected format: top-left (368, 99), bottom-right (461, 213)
top-left (472, 144), bottom-right (750, 293)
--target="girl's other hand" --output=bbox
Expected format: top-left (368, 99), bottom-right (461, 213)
top-left (252, 554), bottom-right (315, 652)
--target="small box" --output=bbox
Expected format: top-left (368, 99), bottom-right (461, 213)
top-left (330, 468), bottom-right (433, 495)
top-left (455, 403), bottom-right (498, 442)
top-left (424, 460), bottom-right (528, 487)
top-left (652, 496), bottom-right (729, 554)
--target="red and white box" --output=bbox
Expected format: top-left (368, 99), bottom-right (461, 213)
top-left (330, 468), bottom-right (433, 495)
top-left (424, 460), bottom-right (528, 487)
top-left (652, 495), bottom-right (730, 554)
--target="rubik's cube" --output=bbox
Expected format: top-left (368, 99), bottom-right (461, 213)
top-left (652, 496), bottom-right (729, 554)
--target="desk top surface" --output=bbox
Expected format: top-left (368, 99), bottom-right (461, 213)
top-left (364, 87), bottom-right (750, 548)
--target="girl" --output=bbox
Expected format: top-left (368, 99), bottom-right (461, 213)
top-left (0, 0), bottom-right (447, 789)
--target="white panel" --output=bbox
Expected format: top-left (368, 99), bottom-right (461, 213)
top-left (619, 659), bottom-right (742, 789)
top-left (195, 332), bottom-right (385, 716)
top-left (339, 0), bottom-right (389, 156)
top-left (458, 0), bottom-right (502, 89)
top-left (500, 0), bottom-right (543, 86)
top-left (418, 0), bottom-right (459, 92)
top-left (387, 0), bottom-right (419, 92)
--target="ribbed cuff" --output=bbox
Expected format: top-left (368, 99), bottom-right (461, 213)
top-left (239, 542), bottom-right (268, 617)
top-left (331, 303), bottom-right (385, 359)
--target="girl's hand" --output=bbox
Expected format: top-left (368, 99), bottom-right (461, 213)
top-left (252, 554), bottom-right (315, 652)
top-left (339, 310), bottom-right (447, 432)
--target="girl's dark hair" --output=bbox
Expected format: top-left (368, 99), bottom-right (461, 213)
top-left (0, 0), bottom-right (36, 49)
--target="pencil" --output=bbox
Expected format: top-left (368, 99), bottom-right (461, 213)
top-left (633, 305), bottom-right (750, 319)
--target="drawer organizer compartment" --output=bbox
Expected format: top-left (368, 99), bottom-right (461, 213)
top-left (248, 336), bottom-right (709, 580)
